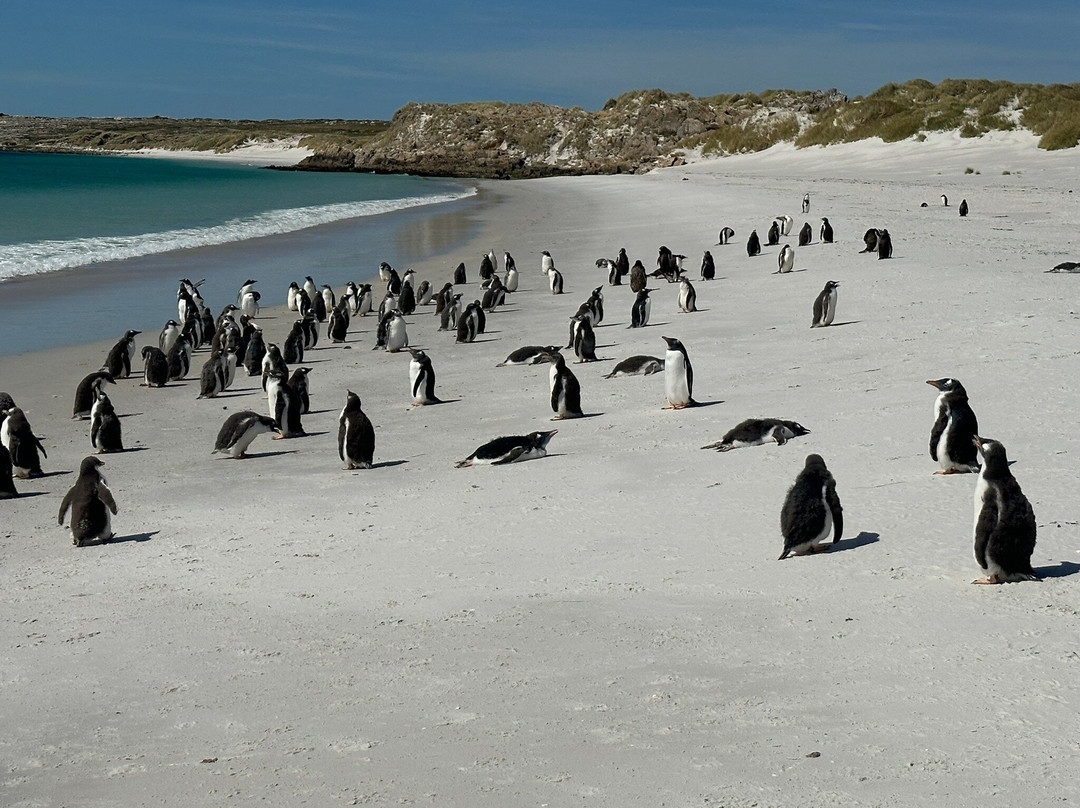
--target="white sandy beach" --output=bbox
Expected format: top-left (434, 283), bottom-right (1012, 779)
top-left (127, 138), bottom-right (314, 166)
top-left (2, 133), bottom-right (1078, 807)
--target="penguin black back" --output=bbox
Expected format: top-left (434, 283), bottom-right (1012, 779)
top-left (779, 454), bottom-right (843, 560)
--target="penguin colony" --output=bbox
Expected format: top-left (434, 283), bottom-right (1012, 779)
top-left (2, 188), bottom-right (1048, 584)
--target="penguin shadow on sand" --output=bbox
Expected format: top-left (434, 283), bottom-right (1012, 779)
top-left (829, 531), bottom-right (880, 554)
top-left (349, 459), bottom-right (408, 471)
top-left (6, 490), bottom-right (49, 499)
top-left (1034, 561), bottom-right (1080, 579)
top-left (228, 449), bottom-right (298, 460)
top-left (27, 469), bottom-right (73, 479)
top-left (78, 530), bottom-right (159, 547)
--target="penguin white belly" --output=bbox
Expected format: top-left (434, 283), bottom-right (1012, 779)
top-left (266, 379), bottom-right (281, 419)
top-left (1, 418), bottom-right (12, 452)
top-left (409, 363), bottom-right (421, 399)
top-left (972, 475), bottom-right (992, 569)
top-left (823, 290), bottom-right (837, 325)
top-left (241, 294), bottom-right (258, 318)
top-left (816, 489), bottom-right (834, 546)
top-left (229, 425), bottom-right (262, 457)
top-left (506, 268), bottom-right (519, 292)
top-left (665, 355), bottom-right (690, 405)
top-left (386, 320), bottom-right (408, 352)
top-left (937, 413), bottom-right (956, 468)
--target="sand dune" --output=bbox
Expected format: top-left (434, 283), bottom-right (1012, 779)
top-left (2, 136), bottom-right (1078, 807)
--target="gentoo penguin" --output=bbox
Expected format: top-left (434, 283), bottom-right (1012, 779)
top-left (453, 262), bottom-right (467, 285)
top-left (240, 288), bottom-right (261, 319)
top-left (220, 346), bottom-right (238, 390)
top-left (630, 260), bottom-right (647, 292)
top-left (0, 445), bottom-right (17, 498)
top-left (177, 285), bottom-right (197, 326)
top-left (777, 215), bottom-right (794, 236)
top-left (236, 278), bottom-right (258, 306)
top-left (927, 378), bottom-right (980, 474)
top-left (629, 288), bottom-right (652, 328)
top-left (283, 320), bottom-right (305, 364)
top-left (328, 302), bottom-right (350, 343)
top-left (971, 436), bottom-right (1038, 584)
top-left (356, 284), bottom-right (373, 316)
top-left (90, 389), bottom-right (123, 453)
top-left (487, 248), bottom-right (498, 273)
top-left (456, 303), bottom-right (478, 343)
top-left (766, 220), bottom-right (780, 247)
top-left (303, 276), bottom-right (318, 306)
top-left (104, 330), bottom-right (141, 379)
top-left (313, 287), bottom-right (328, 322)
top-left (941, 194), bottom-right (949, 206)
top-left (261, 343), bottom-right (288, 391)
top-left (385, 268), bottom-right (402, 298)
top-left (379, 262), bottom-right (393, 283)
top-left (321, 284), bottom-right (336, 315)
top-left (548, 266), bottom-right (564, 295)
top-left (777, 244), bottom-right (795, 274)
top-left (496, 345), bottom-right (562, 367)
top-left (244, 329), bottom-right (266, 377)
top-left (656, 246), bottom-right (678, 281)
top-left (0, 392), bottom-right (15, 411)
top-left (197, 353), bottom-right (226, 398)
top-left (441, 293), bottom-right (464, 332)
top-left (716, 226), bottom-right (735, 246)
top-left (266, 369), bottom-right (304, 438)
top-left (802, 193), bottom-right (810, 214)
top-left (416, 279), bottom-right (434, 306)
top-left (505, 255), bottom-right (519, 292)
top-left (545, 352), bottom-right (583, 420)
top-left (798, 221), bottom-right (813, 247)
top-left (701, 418), bottom-right (810, 451)
top-left (58, 456), bottom-right (118, 546)
top-left (167, 336), bottom-right (191, 381)
top-left (700, 250), bottom-right (715, 281)
top-left (481, 275), bottom-right (506, 310)
top-left (479, 253), bottom-right (495, 282)
top-left (747, 230), bottom-right (761, 257)
top-left (1, 408), bottom-right (46, 478)
top-left (811, 281), bottom-right (840, 327)
top-left (141, 346), bottom-right (169, 388)
top-left (541, 251), bottom-right (555, 276)
top-left (587, 285), bottom-right (604, 324)
top-left (678, 275), bottom-right (697, 312)
top-left (820, 217), bottom-right (834, 243)
top-left (385, 311), bottom-right (409, 352)
top-left (338, 391), bottom-right (375, 470)
top-left (860, 228), bottom-right (878, 253)
top-left (959, 199), bottom-right (969, 217)
top-left (213, 410), bottom-right (279, 458)
top-left (615, 247), bottom-right (630, 280)
top-left (877, 229), bottom-right (893, 259)
top-left (455, 430), bottom-right (557, 468)
top-left (596, 257), bottom-right (621, 286)
top-left (662, 336), bottom-right (695, 409)
top-left (779, 454), bottom-right (843, 559)
top-left (287, 281), bottom-right (301, 312)
top-left (603, 355), bottom-right (664, 378)
top-left (408, 348), bottom-right (441, 405)
top-left (1047, 261), bottom-right (1080, 273)
top-left (159, 320), bottom-right (180, 354)
top-left (434, 282), bottom-right (453, 315)
top-left (289, 367), bottom-right (312, 414)
top-left (73, 370), bottom-right (115, 419)
top-left (570, 315), bottom-right (598, 363)
top-left (302, 312), bottom-right (320, 348)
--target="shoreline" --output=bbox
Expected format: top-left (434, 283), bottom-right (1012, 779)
top-left (2, 141), bottom-right (1078, 807)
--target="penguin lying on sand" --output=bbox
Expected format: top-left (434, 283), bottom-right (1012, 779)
top-left (456, 431), bottom-right (557, 468)
top-left (701, 418), bottom-right (810, 452)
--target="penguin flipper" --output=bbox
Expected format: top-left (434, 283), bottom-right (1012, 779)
top-left (90, 418), bottom-right (101, 448)
top-left (492, 446), bottom-right (527, 465)
top-left (337, 421), bottom-right (346, 462)
top-left (58, 488), bottom-right (74, 526)
top-left (826, 479), bottom-right (843, 542)
top-left (974, 496), bottom-right (997, 571)
top-left (99, 483), bottom-right (118, 515)
top-left (929, 412), bottom-right (947, 461)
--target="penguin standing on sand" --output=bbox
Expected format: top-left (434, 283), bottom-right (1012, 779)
top-left (141, 346), bottom-right (169, 388)
top-left (615, 247), bottom-right (630, 280)
top-left (597, 257), bottom-right (620, 285)
top-left (90, 389), bottom-right (124, 453)
top-left (283, 320), bottom-right (305, 364)
top-left (700, 250), bottom-right (715, 281)
top-left (442, 293), bottom-right (464, 332)
top-left (716, 227), bottom-right (735, 246)
top-left (415, 280), bottom-right (433, 306)
top-left (766, 220), bottom-right (780, 247)
top-left (877, 229), bottom-right (893, 259)
top-left (802, 193), bottom-right (810, 214)
top-left (777, 244), bottom-right (795, 274)
top-left (244, 329), bottom-right (266, 377)
top-left (971, 436), bottom-right (1038, 584)
top-left (629, 289), bottom-right (652, 328)
top-left (408, 348), bottom-right (441, 405)
top-left (213, 411), bottom-right (279, 459)
top-left (927, 378), bottom-right (980, 474)
top-left (860, 229), bottom-right (879, 253)
top-left (287, 281), bottom-right (301, 312)
top-left (73, 371), bottom-right (115, 419)
top-left (570, 315), bottom-right (598, 363)
top-left (541, 251), bottom-right (555, 276)
top-left (545, 352), bottom-right (583, 420)
top-left (678, 275), bottom-right (697, 312)
top-left (159, 320), bottom-right (180, 355)
top-left (778, 215), bottom-right (793, 236)
top-left (811, 281), bottom-right (839, 327)
top-left (747, 230), bottom-right (761, 257)
top-left (504, 254), bottom-right (519, 292)
top-left (630, 260), bottom-right (647, 292)
top-left (328, 301), bottom-right (350, 343)
top-left (197, 353), bottom-right (226, 398)
top-left (798, 222), bottom-right (813, 247)
top-left (58, 456), bottom-right (118, 546)
top-left (549, 265), bottom-right (564, 294)
top-left (662, 336), bottom-right (695, 409)
top-left (339, 391), bottom-right (375, 469)
top-left (104, 330), bottom-right (141, 379)
top-left (959, 199), bottom-right (969, 217)
top-left (820, 217), bottom-right (834, 243)
top-left (385, 312), bottom-right (409, 352)
top-left (167, 336), bottom-right (191, 381)
top-left (453, 262), bottom-right (467, 285)
top-left (479, 252), bottom-right (495, 283)
top-left (779, 454), bottom-right (843, 559)
top-left (1, 408), bottom-right (46, 478)
top-left (0, 445), bottom-right (17, 498)
top-left (266, 369), bottom-right (304, 438)
top-left (456, 430), bottom-right (557, 468)
top-left (289, 367), bottom-right (312, 414)
top-left (941, 194), bottom-right (949, 207)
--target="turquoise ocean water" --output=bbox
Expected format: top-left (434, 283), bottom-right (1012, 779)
top-left (0, 152), bottom-right (478, 356)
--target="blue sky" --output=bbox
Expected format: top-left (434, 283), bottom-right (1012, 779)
top-left (4, 1), bottom-right (1079, 120)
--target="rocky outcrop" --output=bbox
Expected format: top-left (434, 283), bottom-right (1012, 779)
top-left (294, 89), bottom-right (848, 179)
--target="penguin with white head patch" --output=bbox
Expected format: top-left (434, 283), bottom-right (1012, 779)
top-left (456, 430), bottom-right (557, 468)
top-left (971, 436), bottom-right (1038, 584)
top-left (90, 389), bottom-right (123, 453)
top-left (385, 312), bottom-right (409, 352)
top-left (1, 407), bottom-right (46, 478)
top-left (549, 265), bottom-right (564, 295)
top-left (339, 391), bottom-right (375, 469)
top-left (701, 418), bottom-right (809, 451)
top-left (544, 352), bottom-right (583, 420)
top-left (779, 454), bottom-right (843, 559)
top-left (603, 355), bottom-right (664, 378)
top-left (661, 336), bottom-right (695, 409)
top-left (504, 253), bottom-right (519, 292)
top-left (408, 348), bottom-right (441, 405)
top-left (678, 275), bottom-right (697, 312)
top-left (927, 378), bottom-right (979, 474)
top-left (288, 367), bottom-right (312, 414)
top-left (266, 369), bottom-right (304, 438)
top-left (59, 456), bottom-right (118, 546)
top-left (73, 371), bottom-right (115, 420)
top-left (213, 411), bottom-right (279, 459)
top-left (811, 281), bottom-right (839, 327)
top-left (497, 345), bottom-right (562, 367)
